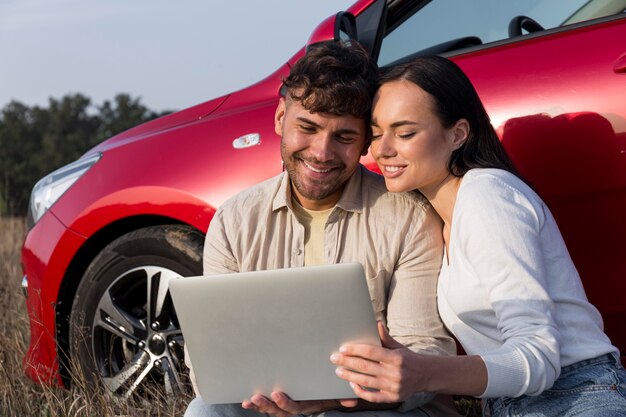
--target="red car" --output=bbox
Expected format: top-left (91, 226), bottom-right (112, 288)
top-left (22, 0), bottom-right (626, 397)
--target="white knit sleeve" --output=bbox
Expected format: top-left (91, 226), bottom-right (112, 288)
top-left (455, 173), bottom-right (561, 398)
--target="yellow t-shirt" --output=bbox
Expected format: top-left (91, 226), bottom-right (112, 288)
top-left (291, 199), bottom-right (333, 266)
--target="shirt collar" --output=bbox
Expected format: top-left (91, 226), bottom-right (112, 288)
top-left (272, 165), bottom-right (365, 213)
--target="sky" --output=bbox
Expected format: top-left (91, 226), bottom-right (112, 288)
top-left (0, 0), bottom-right (355, 112)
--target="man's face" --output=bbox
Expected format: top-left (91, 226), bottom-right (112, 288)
top-left (275, 96), bottom-right (368, 211)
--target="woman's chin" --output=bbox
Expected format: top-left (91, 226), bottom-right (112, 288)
top-left (383, 180), bottom-right (413, 194)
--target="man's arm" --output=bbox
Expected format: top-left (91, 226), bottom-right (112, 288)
top-left (387, 201), bottom-right (454, 355)
top-left (203, 207), bottom-right (239, 275)
top-left (187, 208), bottom-right (239, 397)
top-left (385, 202), bottom-right (455, 409)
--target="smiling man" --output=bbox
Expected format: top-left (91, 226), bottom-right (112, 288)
top-left (184, 42), bottom-right (458, 417)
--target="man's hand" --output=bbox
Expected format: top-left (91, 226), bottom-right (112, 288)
top-left (241, 392), bottom-right (358, 417)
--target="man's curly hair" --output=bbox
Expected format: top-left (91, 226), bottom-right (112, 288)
top-left (281, 41), bottom-right (379, 121)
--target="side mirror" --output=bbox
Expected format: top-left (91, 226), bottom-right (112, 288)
top-left (306, 11), bottom-right (357, 50)
top-left (335, 11), bottom-right (358, 42)
top-left (305, 1), bottom-right (386, 62)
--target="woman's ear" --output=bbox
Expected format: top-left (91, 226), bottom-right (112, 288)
top-left (450, 118), bottom-right (470, 150)
top-left (274, 98), bottom-right (286, 136)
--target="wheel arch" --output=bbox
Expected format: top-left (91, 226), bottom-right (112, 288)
top-left (54, 215), bottom-right (207, 386)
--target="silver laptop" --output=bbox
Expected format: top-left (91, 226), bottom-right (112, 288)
top-left (168, 262), bottom-right (380, 404)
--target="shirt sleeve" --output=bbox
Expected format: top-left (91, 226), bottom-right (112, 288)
top-left (456, 175), bottom-right (561, 398)
top-left (387, 201), bottom-right (456, 356)
top-left (203, 207), bottom-right (239, 275)
top-left (387, 201), bottom-right (457, 409)
top-left (187, 207), bottom-right (240, 397)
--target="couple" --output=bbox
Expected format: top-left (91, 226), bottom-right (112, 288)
top-left (185, 41), bottom-right (626, 417)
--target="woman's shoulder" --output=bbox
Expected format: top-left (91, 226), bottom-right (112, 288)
top-left (456, 168), bottom-right (546, 226)
top-left (460, 168), bottom-right (539, 203)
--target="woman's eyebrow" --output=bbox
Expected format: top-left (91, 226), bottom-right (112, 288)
top-left (390, 120), bottom-right (418, 128)
top-left (371, 120), bottom-right (419, 128)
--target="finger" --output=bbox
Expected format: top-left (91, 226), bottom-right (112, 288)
top-left (241, 400), bottom-right (258, 411)
top-left (377, 321), bottom-right (404, 349)
top-left (250, 394), bottom-right (287, 417)
top-left (338, 398), bottom-right (359, 408)
top-left (270, 391), bottom-right (300, 414)
top-left (337, 343), bottom-right (393, 363)
top-left (335, 365), bottom-right (385, 391)
top-left (349, 380), bottom-right (396, 404)
top-left (331, 352), bottom-right (386, 377)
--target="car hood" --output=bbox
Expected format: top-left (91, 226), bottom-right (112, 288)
top-left (89, 94), bottom-right (229, 153)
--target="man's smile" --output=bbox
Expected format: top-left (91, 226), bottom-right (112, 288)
top-left (303, 160), bottom-right (333, 173)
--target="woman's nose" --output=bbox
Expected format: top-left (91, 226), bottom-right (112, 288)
top-left (374, 134), bottom-right (396, 158)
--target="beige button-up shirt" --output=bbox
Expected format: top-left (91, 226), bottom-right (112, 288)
top-left (203, 165), bottom-right (454, 355)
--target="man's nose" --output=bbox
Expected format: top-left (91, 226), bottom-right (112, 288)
top-left (309, 134), bottom-right (334, 162)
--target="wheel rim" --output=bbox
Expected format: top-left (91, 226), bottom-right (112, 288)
top-left (91, 265), bottom-right (189, 398)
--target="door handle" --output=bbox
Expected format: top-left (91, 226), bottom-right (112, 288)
top-left (232, 133), bottom-right (261, 149)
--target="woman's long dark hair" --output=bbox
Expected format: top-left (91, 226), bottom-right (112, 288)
top-left (381, 56), bottom-right (519, 177)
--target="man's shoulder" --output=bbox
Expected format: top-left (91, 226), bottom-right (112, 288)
top-left (360, 168), bottom-right (430, 212)
top-left (218, 173), bottom-right (284, 214)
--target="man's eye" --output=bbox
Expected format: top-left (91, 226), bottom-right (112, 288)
top-left (336, 136), bottom-right (356, 144)
top-left (300, 125), bottom-right (316, 133)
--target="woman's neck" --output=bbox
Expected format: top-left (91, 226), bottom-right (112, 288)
top-left (421, 173), bottom-right (463, 228)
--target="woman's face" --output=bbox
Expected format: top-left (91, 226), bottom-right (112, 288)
top-left (370, 79), bottom-right (467, 195)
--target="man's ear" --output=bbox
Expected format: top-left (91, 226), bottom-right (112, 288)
top-left (359, 122), bottom-right (372, 156)
top-left (361, 135), bottom-right (371, 156)
top-left (450, 118), bottom-right (469, 150)
top-left (274, 98), bottom-right (286, 137)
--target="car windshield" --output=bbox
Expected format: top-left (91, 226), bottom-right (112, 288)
top-left (378, 0), bottom-right (626, 66)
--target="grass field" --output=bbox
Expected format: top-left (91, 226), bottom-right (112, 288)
top-left (0, 216), bottom-right (480, 417)
top-left (0, 217), bottom-right (191, 416)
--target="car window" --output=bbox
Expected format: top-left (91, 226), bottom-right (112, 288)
top-left (378, 0), bottom-right (626, 66)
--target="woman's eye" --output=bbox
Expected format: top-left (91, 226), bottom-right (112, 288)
top-left (371, 132), bottom-right (382, 141)
top-left (398, 132), bottom-right (416, 139)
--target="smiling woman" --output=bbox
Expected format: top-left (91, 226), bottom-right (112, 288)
top-left (332, 55), bottom-right (626, 417)
top-left (371, 79), bottom-right (465, 195)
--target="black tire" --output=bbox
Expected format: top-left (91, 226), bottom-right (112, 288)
top-left (69, 224), bottom-right (204, 399)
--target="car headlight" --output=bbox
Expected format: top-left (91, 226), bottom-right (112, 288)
top-left (27, 153), bottom-right (102, 229)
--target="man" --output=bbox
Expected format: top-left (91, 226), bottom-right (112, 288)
top-left (184, 41), bottom-right (458, 417)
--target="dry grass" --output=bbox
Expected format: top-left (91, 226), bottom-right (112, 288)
top-left (0, 217), bottom-right (191, 417)
top-left (0, 216), bottom-right (480, 417)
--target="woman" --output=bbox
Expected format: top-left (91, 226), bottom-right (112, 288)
top-left (330, 56), bottom-right (626, 416)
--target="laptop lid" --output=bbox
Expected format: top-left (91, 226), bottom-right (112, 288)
top-left (169, 262), bottom-right (380, 404)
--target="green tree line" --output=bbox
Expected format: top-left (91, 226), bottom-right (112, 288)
top-left (0, 93), bottom-right (171, 216)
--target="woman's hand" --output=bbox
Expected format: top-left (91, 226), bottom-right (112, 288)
top-left (330, 321), bottom-right (428, 403)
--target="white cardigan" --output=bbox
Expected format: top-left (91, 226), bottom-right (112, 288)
top-left (437, 168), bottom-right (617, 398)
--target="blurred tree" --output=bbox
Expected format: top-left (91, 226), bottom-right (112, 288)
top-left (97, 93), bottom-right (166, 143)
top-left (40, 94), bottom-right (100, 172)
top-left (0, 94), bottom-right (170, 216)
top-left (0, 101), bottom-right (48, 216)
